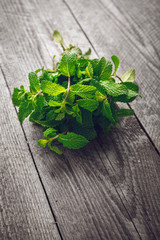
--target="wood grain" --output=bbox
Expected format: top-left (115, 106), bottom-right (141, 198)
top-left (0, 69), bottom-right (61, 240)
top-left (65, 0), bottom-right (160, 152)
top-left (0, 1), bottom-right (140, 239)
top-left (1, 0), bottom-right (160, 239)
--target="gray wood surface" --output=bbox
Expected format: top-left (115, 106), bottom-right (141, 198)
top-left (0, 69), bottom-right (61, 240)
top-left (0, 0), bottom-right (160, 239)
top-left (66, 0), bottom-right (160, 152)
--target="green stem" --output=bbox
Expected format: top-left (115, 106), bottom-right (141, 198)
top-left (49, 129), bottom-right (68, 142)
top-left (111, 74), bottom-right (123, 82)
top-left (35, 90), bottom-right (43, 98)
top-left (61, 42), bottom-right (66, 51)
top-left (63, 76), bottom-right (70, 102)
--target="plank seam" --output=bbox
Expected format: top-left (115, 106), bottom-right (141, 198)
top-left (95, 146), bottom-right (142, 240)
top-left (63, 0), bottom-right (160, 157)
top-left (127, 104), bottom-right (160, 157)
top-left (96, 140), bottom-right (157, 239)
top-left (0, 66), bottom-right (64, 240)
top-left (62, 1), bottom-right (159, 238)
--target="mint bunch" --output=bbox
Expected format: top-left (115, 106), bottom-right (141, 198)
top-left (12, 30), bottom-right (141, 154)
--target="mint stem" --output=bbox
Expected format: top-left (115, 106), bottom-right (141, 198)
top-left (35, 90), bottom-right (43, 97)
top-left (49, 129), bottom-right (68, 142)
top-left (63, 76), bottom-right (70, 102)
top-left (112, 74), bottom-right (123, 82)
top-left (61, 42), bottom-right (66, 51)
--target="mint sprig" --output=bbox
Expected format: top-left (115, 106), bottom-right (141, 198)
top-left (12, 30), bottom-right (141, 154)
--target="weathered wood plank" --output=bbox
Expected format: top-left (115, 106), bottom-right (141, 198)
top-left (65, 0), bottom-right (160, 152)
top-left (1, 0), bottom-right (160, 239)
top-left (0, 69), bottom-right (61, 240)
top-left (0, 1), bottom-right (141, 239)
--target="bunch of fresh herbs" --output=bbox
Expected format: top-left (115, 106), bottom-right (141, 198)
top-left (12, 30), bottom-right (141, 154)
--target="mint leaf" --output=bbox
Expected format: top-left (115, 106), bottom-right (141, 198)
top-left (70, 84), bottom-right (96, 98)
top-left (60, 52), bottom-right (76, 77)
top-left (91, 79), bottom-right (106, 96)
top-left (111, 55), bottom-right (120, 74)
top-left (29, 72), bottom-right (40, 93)
top-left (66, 91), bottom-right (75, 104)
top-left (121, 69), bottom-right (135, 82)
top-left (12, 87), bottom-right (26, 106)
top-left (121, 82), bottom-right (139, 92)
top-left (53, 30), bottom-right (63, 44)
top-left (55, 112), bottom-right (65, 121)
top-left (83, 48), bottom-right (91, 58)
top-left (43, 128), bottom-right (57, 138)
top-left (69, 47), bottom-right (82, 56)
top-left (18, 101), bottom-right (34, 123)
top-left (85, 62), bottom-right (93, 78)
top-left (58, 132), bottom-right (88, 149)
top-left (39, 70), bottom-right (53, 82)
top-left (36, 95), bottom-right (46, 110)
top-left (45, 110), bottom-right (56, 121)
top-left (48, 142), bottom-right (63, 154)
top-left (77, 99), bottom-right (99, 112)
top-left (117, 109), bottom-right (134, 117)
top-left (41, 80), bottom-right (66, 96)
top-left (102, 99), bottom-right (115, 123)
top-left (12, 30), bottom-right (141, 154)
top-left (71, 109), bottom-right (96, 140)
top-left (38, 139), bottom-right (48, 147)
top-left (49, 100), bottom-right (63, 107)
top-left (97, 57), bottom-right (112, 81)
top-left (100, 81), bottom-right (128, 97)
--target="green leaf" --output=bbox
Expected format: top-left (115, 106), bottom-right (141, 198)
top-left (76, 64), bottom-right (82, 78)
top-left (43, 128), bottom-right (57, 138)
top-left (46, 110), bottom-right (57, 121)
top-left (90, 79), bottom-right (106, 96)
top-left (18, 101), bottom-right (34, 124)
top-left (39, 70), bottom-right (53, 82)
top-left (58, 132), bottom-right (88, 149)
top-left (121, 69), bottom-right (135, 82)
top-left (29, 72), bottom-right (40, 93)
top-left (66, 91), bottom-right (75, 104)
top-left (76, 111), bottom-right (82, 124)
top-left (111, 55), bottom-right (120, 74)
top-left (12, 87), bottom-right (26, 106)
top-left (77, 99), bottom-right (99, 112)
top-left (41, 80), bottom-right (66, 96)
top-left (55, 112), bottom-right (65, 121)
top-left (112, 82), bottom-right (140, 102)
top-left (36, 95), bottom-right (46, 110)
top-left (102, 99), bottom-right (115, 123)
top-left (94, 115), bottom-right (111, 132)
top-left (35, 68), bottom-right (43, 74)
top-left (71, 109), bottom-right (96, 140)
top-left (121, 82), bottom-right (139, 92)
top-left (100, 81), bottom-right (128, 97)
top-left (53, 30), bottom-right (63, 44)
top-left (48, 142), bottom-right (63, 154)
top-left (85, 62), bottom-right (93, 78)
top-left (60, 52), bottom-right (76, 77)
top-left (49, 100), bottom-right (63, 107)
top-left (117, 109), bottom-right (134, 117)
top-left (83, 48), bottom-right (91, 58)
top-left (70, 84), bottom-right (96, 98)
top-left (77, 58), bottom-right (89, 68)
top-left (38, 139), bottom-right (48, 147)
top-left (69, 47), bottom-right (82, 56)
top-left (97, 57), bottom-right (112, 81)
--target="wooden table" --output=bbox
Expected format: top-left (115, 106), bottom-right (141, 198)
top-left (0, 0), bottom-right (160, 239)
